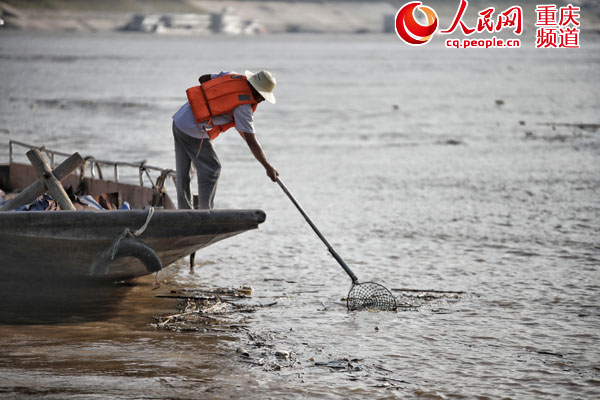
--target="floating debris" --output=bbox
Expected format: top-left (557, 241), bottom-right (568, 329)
top-left (151, 286), bottom-right (276, 333)
top-left (236, 347), bottom-right (250, 357)
top-left (152, 286), bottom-right (465, 377)
top-left (444, 139), bottom-right (463, 145)
top-left (275, 350), bottom-right (290, 359)
top-left (434, 138), bottom-right (464, 146)
top-left (391, 288), bottom-right (465, 311)
top-left (537, 122), bottom-right (599, 132)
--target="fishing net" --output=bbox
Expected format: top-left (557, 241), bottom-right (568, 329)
top-left (347, 282), bottom-right (397, 312)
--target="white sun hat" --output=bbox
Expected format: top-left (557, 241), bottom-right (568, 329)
top-left (245, 70), bottom-right (276, 104)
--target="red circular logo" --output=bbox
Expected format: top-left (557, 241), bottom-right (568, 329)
top-left (395, 1), bottom-right (438, 46)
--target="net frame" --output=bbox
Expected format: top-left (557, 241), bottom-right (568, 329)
top-left (346, 281), bottom-right (397, 312)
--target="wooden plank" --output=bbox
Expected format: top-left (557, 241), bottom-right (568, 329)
top-left (0, 152), bottom-right (84, 211)
top-left (26, 149), bottom-right (76, 211)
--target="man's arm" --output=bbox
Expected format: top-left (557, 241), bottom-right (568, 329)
top-left (241, 132), bottom-right (279, 182)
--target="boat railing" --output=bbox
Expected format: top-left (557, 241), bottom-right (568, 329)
top-left (8, 140), bottom-right (176, 189)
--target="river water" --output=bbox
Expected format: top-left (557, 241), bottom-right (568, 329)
top-left (0, 30), bottom-right (599, 399)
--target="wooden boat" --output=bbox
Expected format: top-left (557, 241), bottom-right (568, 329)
top-left (0, 141), bottom-right (266, 283)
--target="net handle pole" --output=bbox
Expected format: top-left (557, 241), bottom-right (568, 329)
top-left (277, 177), bottom-right (359, 284)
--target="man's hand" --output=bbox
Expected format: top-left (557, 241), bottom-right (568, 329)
top-left (265, 164), bottom-right (279, 182)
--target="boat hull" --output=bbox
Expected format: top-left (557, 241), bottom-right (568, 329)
top-left (0, 209), bottom-right (266, 281)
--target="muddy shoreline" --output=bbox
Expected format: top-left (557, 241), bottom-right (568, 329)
top-left (0, 270), bottom-right (246, 399)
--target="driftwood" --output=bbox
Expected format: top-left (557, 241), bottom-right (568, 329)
top-left (27, 149), bottom-right (76, 210)
top-left (0, 150), bottom-right (84, 211)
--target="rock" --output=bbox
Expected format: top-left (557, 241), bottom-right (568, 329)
top-left (236, 347), bottom-right (250, 357)
top-left (495, 99), bottom-right (505, 106)
top-left (275, 350), bottom-right (289, 359)
top-left (238, 286), bottom-right (253, 295)
top-left (375, 326), bottom-right (380, 331)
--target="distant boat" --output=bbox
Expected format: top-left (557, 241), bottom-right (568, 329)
top-left (0, 141), bottom-right (265, 283)
top-left (120, 8), bottom-right (265, 35)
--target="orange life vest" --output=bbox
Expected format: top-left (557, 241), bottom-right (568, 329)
top-left (186, 74), bottom-right (259, 140)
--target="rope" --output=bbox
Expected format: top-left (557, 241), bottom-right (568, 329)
top-left (196, 135), bottom-right (206, 159)
top-left (109, 206), bottom-right (155, 261)
top-left (133, 206), bottom-right (154, 237)
top-left (151, 169), bottom-right (173, 207)
top-left (155, 169), bottom-right (173, 191)
top-left (109, 228), bottom-right (132, 261)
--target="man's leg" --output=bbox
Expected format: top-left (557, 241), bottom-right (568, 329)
top-left (172, 122), bottom-right (193, 209)
top-left (192, 140), bottom-right (221, 209)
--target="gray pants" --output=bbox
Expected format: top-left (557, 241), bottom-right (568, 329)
top-left (172, 122), bottom-right (221, 209)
